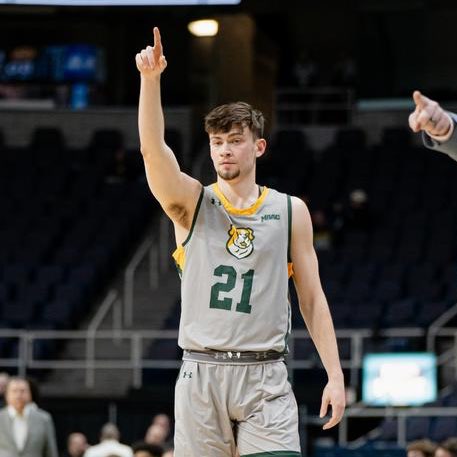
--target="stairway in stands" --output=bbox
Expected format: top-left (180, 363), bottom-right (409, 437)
top-left (41, 220), bottom-right (180, 398)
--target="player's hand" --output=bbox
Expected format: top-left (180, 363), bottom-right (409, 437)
top-left (319, 376), bottom-right (345, 430)
top-left (409, 90), bottom-right (451, 137)
top-left (135, 27), bottom-right (167, 79)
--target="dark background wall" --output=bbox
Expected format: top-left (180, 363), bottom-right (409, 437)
top-left (1, 0), bottom-right (457, 103)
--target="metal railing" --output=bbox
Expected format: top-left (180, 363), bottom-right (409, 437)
top-left (123, 236), bottom-right (157, 327)
top-left (123, 215), bottom-right (172, 327)
top-left (86, 290), bottom-right (121, 387)
top-left (1, 327), bottom-right (454, 390)
top-left (0, 329), bottom-right (180, 389)
top-left (338, 407), bottom-right (457, 448)
top-left (289, 328), bottom-right (426, 388)
top-left (427, 301), bottom-right (457, 352)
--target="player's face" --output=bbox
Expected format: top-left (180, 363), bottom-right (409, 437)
top-left (209, 126), bottom-right (265, 182)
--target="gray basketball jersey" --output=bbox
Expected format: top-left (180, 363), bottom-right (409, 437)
top-left (173, 183), bottom-right (293, 353)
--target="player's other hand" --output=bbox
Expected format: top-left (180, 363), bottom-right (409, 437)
top-left (409, 90), bottom-right (451, 137)
top-left (319, 375), bottom-right (345, 430)
top-left (136, 27), bottom-right (167, 79)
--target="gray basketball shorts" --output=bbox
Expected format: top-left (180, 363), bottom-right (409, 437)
top-left (174, 357), bottom-right (301, 457)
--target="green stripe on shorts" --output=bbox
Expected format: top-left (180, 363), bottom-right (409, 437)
top-left (241, 452), bottom-right (301, 457)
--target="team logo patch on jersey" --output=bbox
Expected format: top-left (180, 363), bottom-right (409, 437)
top-left (226, 225), bottom-right (255, 259)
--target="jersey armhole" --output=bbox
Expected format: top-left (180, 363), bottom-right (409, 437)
top-left (287, 194), bottom-right (294, 278)
top-left (182, 186), bottom-right (204, 247)
top-left (287, 194), bottom-right (292, 262)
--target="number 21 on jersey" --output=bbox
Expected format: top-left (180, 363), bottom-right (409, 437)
top-left (209, 265), bottom-right (254, 314)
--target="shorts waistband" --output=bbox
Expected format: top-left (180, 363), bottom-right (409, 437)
top-left (183, 349), bottom-right (284, 364)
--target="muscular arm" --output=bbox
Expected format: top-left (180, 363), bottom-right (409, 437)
top-left (290, 197), bottom-right (345, 429)
top-left (137, 27), bottom-right (201, 228)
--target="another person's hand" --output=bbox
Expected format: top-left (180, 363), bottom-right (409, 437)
top-left (319, 375), bottom-right (346, 430)
top-left (409, 90), bottom-right (452, 137)
top-left (136, 27), bottom-right (167, 79)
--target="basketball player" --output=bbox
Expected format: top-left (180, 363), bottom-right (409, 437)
top-left (136, 27), bottom-right (345, 457)
top-left (409, 90), bottom-right (457, 160)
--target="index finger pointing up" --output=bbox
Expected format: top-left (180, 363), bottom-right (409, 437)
top-left (413, 90), bottom-right (429, 110)
top-left (153, 27), bottom-right (163, 52)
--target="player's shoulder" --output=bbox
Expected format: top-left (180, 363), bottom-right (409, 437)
top-left (262, 187), bottom-right (309, 215)
top-left (287, 195), bottom-right (312, 228)
top-left (288, 194), bottom-right (309, 213)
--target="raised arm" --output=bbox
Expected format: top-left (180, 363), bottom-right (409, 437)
top-left (290, 197), bottom-right (345, 430)
top-left (136, 27), bottom-right (201, 228)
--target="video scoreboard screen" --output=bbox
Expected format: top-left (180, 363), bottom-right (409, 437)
top-left (362, 352), bottom-right (437, 407)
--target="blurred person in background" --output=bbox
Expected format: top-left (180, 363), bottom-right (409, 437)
top-left (144, 425), bottom-right (167, 447)
top-left (150, 414), bottom-right (170, 440)
top-left (406, 439), bottom-right (437, 457)
top-left (65, 432), bottom-right (89, 457)
top-left (132, 441), bottom-right (163, 457)
top-left (409, 91), bottom-right (457, 161)
top-left (0, 377), bottom-right (58, 457)
top-left (84, 423), bottom-right (132, 457)
top-left (0, 372), bottom-right (9, 408)
top-left (161, 449), bottom-right (173, 457)
top-left (435, 438), bottom-right (457, 457)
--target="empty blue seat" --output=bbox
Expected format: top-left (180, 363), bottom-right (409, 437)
top-left (1, 299), bottom-right (36, 326)
top-left (35, 265), bottom-right (65, 286)
top-left (383, 298), bottom-right (417, 327)
top-left (429, 417), bottom-right (457, 442)
top-left (377, 418), bottom-right (398, 441)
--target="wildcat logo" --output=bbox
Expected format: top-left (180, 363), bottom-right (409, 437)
top-left (226, 225), bottom-right (255, 259)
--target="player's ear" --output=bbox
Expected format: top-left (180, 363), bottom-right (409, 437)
top-left (255, 138), bottom-right (266, 158)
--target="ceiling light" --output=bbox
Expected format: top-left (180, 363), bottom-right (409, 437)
top-left (188, 19), bottom-right (219, 37)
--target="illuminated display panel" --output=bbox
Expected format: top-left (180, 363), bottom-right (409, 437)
top-left (362, 352), bottom-right (437, 407)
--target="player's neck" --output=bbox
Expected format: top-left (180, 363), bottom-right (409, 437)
top-left (216, 177), bottom-right (260, 209)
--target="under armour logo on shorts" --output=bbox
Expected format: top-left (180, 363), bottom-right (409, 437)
top-left (183, 371), bottom-right (192, 379)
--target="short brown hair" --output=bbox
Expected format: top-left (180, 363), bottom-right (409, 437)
top-left (406, 439), bottom-right (437, 457)
top-left (204, 102), bottom-right (264, 139)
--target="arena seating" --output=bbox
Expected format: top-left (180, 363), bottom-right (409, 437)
top-left (0, 127), bottom-right (155, 362)
top-left (291, 127), bottom-right (456, 333)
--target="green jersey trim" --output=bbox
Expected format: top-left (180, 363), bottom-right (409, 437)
top-left (182, 186), bottom-right (204, 247)
top-left (287, 194), bottom-right (292, 263)
top-left (283, 301), bottom-right (291, 354)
